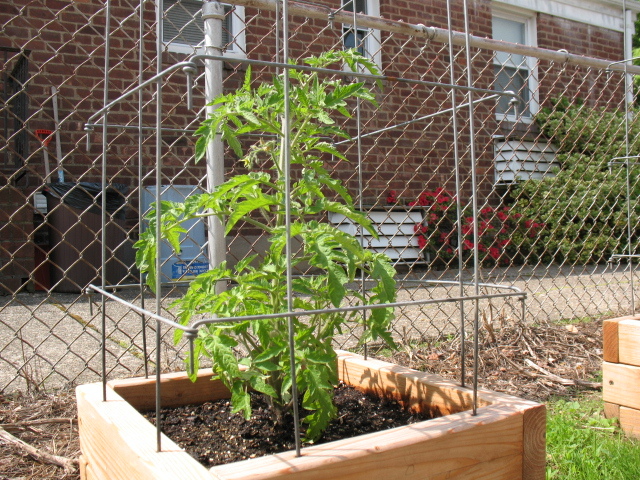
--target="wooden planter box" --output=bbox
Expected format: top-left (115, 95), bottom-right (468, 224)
top-left (603, 315), bottom-right (640, 438)
top-left (77, 351), bottom-right (545, 480)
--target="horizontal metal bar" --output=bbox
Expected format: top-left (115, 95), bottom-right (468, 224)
top-left (608, 155), bottom-right (640, 167)
top-left (190, 53), bottom-right (513, 98)
top-left (85, 54), bottom-right (510, 143)
top-left (230, 0), bottom-right (640, 75)
top-left (398, 279), bottom-right (525, 293)
top-left (335, 94), bottom-right (501, 145)
top-left (84, 123), bottom-right (197, 134)
top-left (86, 61), bottom-right (194, 125)
top-left (87, 280), bottom-right (525, 334)
top-left (86, 284), bottom-right (198, 336)
top-left (608, 56), bottom-right (640, 68)
top-left (609, 254), bottom-right (640, 260)
top-left (190, 290), bottom-right (526, 329)
top-left (95, 281), bottom-right (192, 291)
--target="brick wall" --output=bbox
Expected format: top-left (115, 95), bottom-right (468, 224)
top-left (0, 0), bottom-right (629, 290)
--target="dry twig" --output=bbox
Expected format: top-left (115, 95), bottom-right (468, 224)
top-left (0, 417), bottom-right (76, 432)
top-left (0, 426), bottom-right (77, 474)
top-left (523, 359), bottom-right (601, 389)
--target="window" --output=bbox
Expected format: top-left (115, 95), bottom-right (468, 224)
top-left (163, 0), bottom-right (245, 57)
top-left (341, 0), bottom-right (381, 68)
top-left (492, 10), bottom-right (537, 121)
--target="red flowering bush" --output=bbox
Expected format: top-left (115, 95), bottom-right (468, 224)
top-left (388, 189), bottom-right (544, 266)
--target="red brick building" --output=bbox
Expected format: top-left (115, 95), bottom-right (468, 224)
top-left (0, 0), bottom-right (637, 293)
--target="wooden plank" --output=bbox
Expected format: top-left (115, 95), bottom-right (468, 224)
top-left (618, 319), bottom-right (640, 367)
top-left (603, 402), bottom-right (620, 420)
top-left (603, 362), bottom-right (640, 410)
top-left (77, 383), bottom-right (213, 480)
top-left (603, 318), bottom-right (622, 363)
top-left (78, 352), bottom-right (543, 480)
top-left (336, 351), bottom-right (537, 417)
top-left (108, 370), bottom-right (230, 411)
top-left (210, 405), bottom-right (524, 480)
top-left (620, 406), bottom-right (640, 439)
top-left (85, 460), bottom-right (98, 480)
top-left (522, 404), bottom-right (546, 480)
top-left (428, 453), bottom-right (522, 480)
top-left (79, 455), bottom-right (88, 480)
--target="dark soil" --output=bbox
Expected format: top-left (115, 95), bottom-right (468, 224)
top-left (144, 382), bottom-right (434, 467)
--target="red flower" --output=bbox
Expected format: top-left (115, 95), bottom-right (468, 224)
top-left (386, 190), bottom-right (398, 204)
top-left (489, 247), bottom-right (500, 259)
top-left (417, 235), bottom-right (428, 249)
top-left (480, 206), bottom-right (494, 216)
top-left (413, 223), bottom-right (427, 234)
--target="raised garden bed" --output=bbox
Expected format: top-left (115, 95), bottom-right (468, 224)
top-left (77, 351), bottom-right (545, 480)
top-left (603, 315), bottom-right (640, 439)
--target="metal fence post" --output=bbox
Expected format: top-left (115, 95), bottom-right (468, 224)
top-left (203, 1), bottom-right (226, 283)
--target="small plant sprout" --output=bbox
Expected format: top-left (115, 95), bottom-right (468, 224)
top-left (135, 50), bottom-right (397, 441)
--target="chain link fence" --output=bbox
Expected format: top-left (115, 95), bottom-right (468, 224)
top-left (1, 0), bottom-right (639, 393)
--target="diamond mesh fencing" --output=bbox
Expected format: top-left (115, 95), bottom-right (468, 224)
top-left (1, 0), bottom-right (639, 393)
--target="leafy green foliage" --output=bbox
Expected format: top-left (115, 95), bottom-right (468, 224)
top-left (511, 97), bottom-right (640, 264)
top-left (547, 394), bottom-right (640, 479)
top-left (135, 50), bottom-right (397, 441)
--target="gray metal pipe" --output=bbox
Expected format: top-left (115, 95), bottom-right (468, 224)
top-left (203, 2), bottom-right (227, 284)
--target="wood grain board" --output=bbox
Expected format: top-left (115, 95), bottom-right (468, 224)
top-left (78, 351), bottom-right (545, 480)
top-left (602, 316), bottom-right (640, 441)
top-left (603, 362), bottom-right (640, 410)
top-left (603, 317), bottom-right (623, 363)
top-left (619, 406), bottom-right (640, 439)
top-left (618, 319), bottom-right (640, 367)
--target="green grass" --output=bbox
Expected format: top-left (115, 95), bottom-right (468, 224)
top-left (546, 393), bottom-right (640, 479)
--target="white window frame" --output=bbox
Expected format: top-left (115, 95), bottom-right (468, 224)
top-left (163, 1), bottom-right (246, 58)
top-left (491, 6), bottom-right (538, 122)
top-left (341, 0), bottom-right (382, 70)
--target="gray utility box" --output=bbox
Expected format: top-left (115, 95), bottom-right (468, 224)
top-left (45, 182), bottom-right (129, 293)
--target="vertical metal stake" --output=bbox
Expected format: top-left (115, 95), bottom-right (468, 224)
top-left (461, 0), bottom-right (480, 415)
top-left (100, 0), bottom-right (113, 403)
top-left (281, 0), bottom-right (302, 457)
top-left (155, 0), bottom-right (164, 453)
top-left (446, 0), bottom-right (466, 388)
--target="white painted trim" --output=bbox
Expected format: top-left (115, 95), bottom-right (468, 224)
top-left (341, 0), bottom-right (382, 70)
top-left (493, 0), bottom-right (637, 32)
top-left (492, 7), bottom-right (539, 122)
top-left (165, 3), bottom-right (246, 58)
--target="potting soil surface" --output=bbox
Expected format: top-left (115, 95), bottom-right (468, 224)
top-left (143, 382), bottom-right (434, 467)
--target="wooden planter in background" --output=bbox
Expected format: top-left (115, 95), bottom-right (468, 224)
top-left (603, 315), bottom-right (640, 438)
top-left (76, 351), bottom-right (545, 480)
